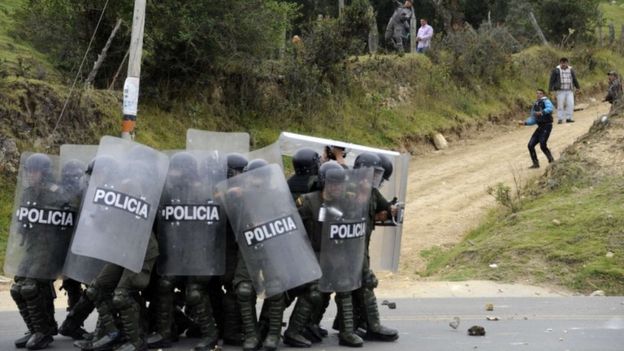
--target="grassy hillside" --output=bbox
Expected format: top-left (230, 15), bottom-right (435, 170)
top-left (421, 108), bottom-right (624, 295)
top-left (1, 0), bottom-right (624, 282)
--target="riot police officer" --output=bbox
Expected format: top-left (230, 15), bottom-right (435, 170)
top-left (287, 148), bottom-right (320, 200)
top-left (9, 153), bottom-right (60, 350)
top-left (351, 152), bottom-right (398, 342)
top-left (295, 161), bottom-right (367, 347)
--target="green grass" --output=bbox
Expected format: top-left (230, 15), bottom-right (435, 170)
top-left (0, 0), bottom-right (60, 81)
top-left (600, 0), bottom-right (624, 30)
top-left (421, 173), bottom-right (624, 295)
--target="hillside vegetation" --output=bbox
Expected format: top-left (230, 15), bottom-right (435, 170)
top-left (0, 0), bottom-right (623, 293)
top-left (421, 105), bottom-right (624, 295)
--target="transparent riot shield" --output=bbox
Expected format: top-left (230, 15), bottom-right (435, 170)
top-left (215, 164), bottom-right (321, 298)
top-left (70, 136), bottom-right (169, 273)
top-left (368, 153), bottom-right (409, 271)
top-left (319, 167), bottom-right (373, 293)
top-left (4, 153), bottom-right (75, 279)
top-left (246, 142), bottom-right (283, 170)
top-left (186, 129), bottom-right (250, 154)
top-left (59, 144), bottom-right (108, 283)
top-left (279, 131), bottom-right (409, 272)
top-left (156, 151), bottom-right (227, 276)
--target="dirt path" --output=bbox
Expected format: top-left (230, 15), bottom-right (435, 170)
top-left (376, 102), bottom-right (611, 293)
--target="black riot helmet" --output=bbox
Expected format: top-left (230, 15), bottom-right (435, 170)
top-left (61, 159), bottom-right (86, 193)
top-left (127, 144), bottom-right (157, 165)
top-left (86, 155), bottom-right (119, 185)
top-left (354, 152), bottom-right (384, 189)
top-left (244, 158), bottom-right (268, 172)
top-left (226, 153), bottom-right (248, 178)
top-left (170, 152), bottom-right (198, 177)
top-left (168, 152), bottom-right (199, 185)
top-left (24, 153), bottom-right (53, 186)
top-left (377, 153), bottom-right (393, 181)
top-left (354, 152), bottom-right (382, 170)
top-left (293, 148), bottom-right (320, 176)
top-left (318, 161), bottom-right (346, 189)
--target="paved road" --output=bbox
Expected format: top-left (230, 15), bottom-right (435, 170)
top-left (1, 297), bottom-right (623, 351)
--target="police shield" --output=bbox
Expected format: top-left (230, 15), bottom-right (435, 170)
top-left (279, 131), bottom-right (409, 272)
top-left (4, 153), bottom-right (75, 279)
top-left (186, 129), bottom-right (250, 153)
top-left (70, 136), bottom-right (169, 273)
top-left (246, 142), bottom-right (283, 170)
top-left (319, 167), bottom-right (373, 293)
top-left (156, 151), bottom-right (227, 276)
top-left (216, 164), bottom-right (321, 298)
top-left (59, 144), bottom-right (108, 283)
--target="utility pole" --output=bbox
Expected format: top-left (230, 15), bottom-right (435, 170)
top-left (338, 0), bottom-right (344, 16)
top-left (121, 0), bottom-right (146, 140)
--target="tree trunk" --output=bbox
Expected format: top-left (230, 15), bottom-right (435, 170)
top-left (528, 12), bottom-right (548, 46)
top-left (85, 18), bottom-right (123, 88)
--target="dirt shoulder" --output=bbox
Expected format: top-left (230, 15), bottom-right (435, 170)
top-left (393, 101), bottom-right (611, 278)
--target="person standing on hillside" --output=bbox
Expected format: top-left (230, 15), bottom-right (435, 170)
top-left (384, 0), bottom-right (413, 53)
top-left (604, 70), bottom-right (622, 110)
top-left (548, 57), bottom-right (580, 124)
top-left (415, 18), bottom-right (433, 53)
top-left (519, 89), bottom-right (555, 169)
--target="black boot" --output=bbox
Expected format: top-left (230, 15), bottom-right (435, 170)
top-left (335, 293), bottom-right (363, 348)
top-left (87, 299), bottom-right (121, 351)
top-left (237, 282), bottom-right (260, 351)
top-left (262, 294), bottom-right (285, 351)
top-left (359, 288), bottom-right (398, 341)
top-left (11, 282), bottom-right (34, 349)
top-left (221, 291), bottom-right (243, 345)
top-left (59, 293), bottom-right (95, 340)
top-left (23, 282), bottom-right (55, 350)
top-left (113, 289), bottom-right (146, 351)
top-left (283, 297), bottom-right (312, 348)
top-left (187, 284), bottom-right (218, 351)
top-left (146, 279), bottom-right (175, 349)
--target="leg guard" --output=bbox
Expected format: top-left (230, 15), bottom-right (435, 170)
top-left (284, 293), bottom-right (312, 348)
top-left (21, 280), bottom-right (55, 350)
top-left (112, 288), bottom-right (142, 345)
top-left (221, 289), bottom-right (243, 345)
top-left (262, 293), bottom-right (285, 351)
top-left (146, 278), bottom-right (175, 349)
top-left (236, 281), bottom-right (259, 351)
top-left (11, 280), bottom-right (34, 348)
top-left (59, 290), bottom-right (95, 340)
top-left (360, 287), bottom-right (398, 341)
top-left (186, 282), bottom-right (218, 351)
top-left (335, 292), bottom-right (363, 347)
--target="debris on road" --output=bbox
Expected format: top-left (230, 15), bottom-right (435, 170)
top-left (485, 303), bottom-right (494, 311)
top-left (449, 316), bottom-right (460, 329)
top-left (486, 316), bottom-right (499, 321)
top-left (468, 325), bottom-right (486, 336)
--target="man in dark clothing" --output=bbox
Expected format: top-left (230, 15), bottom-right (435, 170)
top-left (604, 70), bottom-right (622, 109)
top-left (520, 89), bottom-right (555, 168)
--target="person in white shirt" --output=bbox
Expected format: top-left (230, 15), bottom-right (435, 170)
top-left (416, 18), bottom-right (433, 53)
top-left (548, 57), bottom-right (580, 124)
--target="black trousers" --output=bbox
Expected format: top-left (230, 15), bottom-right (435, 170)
top-left (528, 123), bottom-right (554, 164)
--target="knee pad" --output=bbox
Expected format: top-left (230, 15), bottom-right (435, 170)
top-left (236, 282), bottom-right (254, 300)
top-left (307, 284), bottom-right (321, 307)
top-left (10, 282), bottom-right (23, 302)
top-left (20, 279), bottom-right (39, 300)
top-left (363, 270), bottom-right (378, 289)
top-left (112, 288), bottom-right (134, 310)
top-left (157, 277), bottom-right (174, 294)
top-left (185, 284), bottom-right (203, 306)
top-left (85, 285), bottom-right (101, 303)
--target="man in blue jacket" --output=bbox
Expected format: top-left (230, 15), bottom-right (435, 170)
top-left (520, 89), bottom-right (555, 168)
